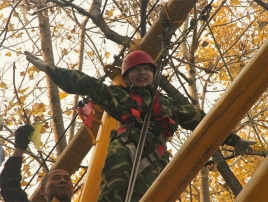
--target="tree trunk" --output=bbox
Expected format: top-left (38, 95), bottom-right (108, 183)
top-left (68, 17), bottom-right (89, 142)
top-left (200, 167), bottom-right (210, 202)
top-left (36, 0), bottom-right (67, 155)
top-left (213, 149), bottom-right (243, 196)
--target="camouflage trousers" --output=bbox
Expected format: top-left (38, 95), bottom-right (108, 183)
top-left (98, 135), bottom-right (169, 202)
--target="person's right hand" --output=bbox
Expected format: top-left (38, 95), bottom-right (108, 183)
top-left (14, 125), bottom-right (34, 151)
top-left (24, 51), bottom-right (48, 72)
top-left (233, 139), bottom-right (257, 156)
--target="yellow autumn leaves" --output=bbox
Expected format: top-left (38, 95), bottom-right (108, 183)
top-left (87, 51), bottom-right (110, 59)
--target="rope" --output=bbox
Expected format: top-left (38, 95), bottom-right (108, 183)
top-left (160, 3), bottom-right (186, 29)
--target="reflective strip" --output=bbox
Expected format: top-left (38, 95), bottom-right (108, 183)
top-left (125, 142), bottom-right (160, 174)
top-left (125, 142), bottom-right (136, 162)
top-left (138, 150), bottom-right (160, 174)
top-left (119, 129), bottom-right (128, 142)
top-left (117, 128), bottom-right (162, 174)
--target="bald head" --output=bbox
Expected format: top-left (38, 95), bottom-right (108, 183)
top-left (40, 169), bottom-right (73, 201)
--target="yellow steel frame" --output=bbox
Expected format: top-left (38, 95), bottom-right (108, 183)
top-left (140, 39), bottom-right (268, 201)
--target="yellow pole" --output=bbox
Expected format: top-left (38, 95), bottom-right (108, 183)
top-left (78, 74), bottom-right (124, 201)
top-left (139, 0), bottom-right (197, 60)
top-left (235, 150), bottom-right (268, 201)
top-left (141, 39), bottom-right (268, 201)
top-left (78, 112), bottom-right (117, 201)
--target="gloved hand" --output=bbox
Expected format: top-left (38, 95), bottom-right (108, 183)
top-left (233, 139), bottom-right (257, 156)
top-left (24, 51), bottom-right (48, 72)
top-left (14, 125), bottom-right (34, 151)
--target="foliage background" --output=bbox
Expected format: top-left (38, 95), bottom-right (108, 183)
top-left (1, 0), bottom-right (268, 201)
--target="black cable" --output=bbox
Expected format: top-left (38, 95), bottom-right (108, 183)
top-left (125, 25), bottom-right (172, 202)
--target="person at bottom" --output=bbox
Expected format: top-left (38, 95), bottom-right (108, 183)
top-left (0, 125), bottom-right (74, 202)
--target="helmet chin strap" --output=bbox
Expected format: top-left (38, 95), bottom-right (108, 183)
top-left (123, 77), bottom-right (132, 89)
top-left (126, 80), bottom-right (132, 87)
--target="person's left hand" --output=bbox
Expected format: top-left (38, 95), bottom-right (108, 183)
top-left (233, 139), bottom-right (257, 156)
top-left (14, 125), bottom-right (34, 151)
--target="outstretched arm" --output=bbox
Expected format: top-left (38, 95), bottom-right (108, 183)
top-left (0, 125), bottom-right (34, 202)
top-left (24, 51), bottom-right (138, 121)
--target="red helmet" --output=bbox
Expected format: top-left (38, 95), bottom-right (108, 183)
top-left (121, 50), bottom-right (156, 77)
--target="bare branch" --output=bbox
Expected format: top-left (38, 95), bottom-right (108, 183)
top-left (48, 0), bottom-right (130, 44)
top-left (254, 0), bottom-right (268, 11)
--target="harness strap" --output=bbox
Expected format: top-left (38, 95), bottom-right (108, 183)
top-left (125, 142), bottom-right (162, 175)
top-left (130, 90), bottom-right (143, 107)
top-left (119, 128), bottom-right (128, 142)
top-left (122, 89), bottom-right (176, 138)
top-left (117, 90), bottom-right (175, 174)
top-left (120, 88), bottom-right (143, 123)
top-left (125, 142), bottom-right (137, 163)
top-left (120, 108), bottom-right (141, 123)
top-left (152, 91), bottom-right (161, 116)
top-left (117, 128), bottom-right (163, 175)
top-left (138, 150), bottom-right (160, 174)
top-left (153, 92), bottom-right (174, 137)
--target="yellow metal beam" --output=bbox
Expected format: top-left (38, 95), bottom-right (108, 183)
top-left (139, 0), bottom-right (197, 60)
top-left (78, 113), bottom-right (118, 201)
top-left (140, 39), bottom-right (268, 201)
top-left (235, 151), bottom-right (268, 200)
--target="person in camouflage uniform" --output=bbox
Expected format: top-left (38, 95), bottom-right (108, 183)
top-left (24, 50), bottom-right (256, 201)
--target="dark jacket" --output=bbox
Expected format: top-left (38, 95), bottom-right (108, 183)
top-left (0, 156), bottom-right (30, 202)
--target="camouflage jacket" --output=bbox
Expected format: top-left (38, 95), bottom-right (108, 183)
top-left (0, 156), bottom-right (30, 202)
top-left (45, 65), bottom-right (206, 137)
